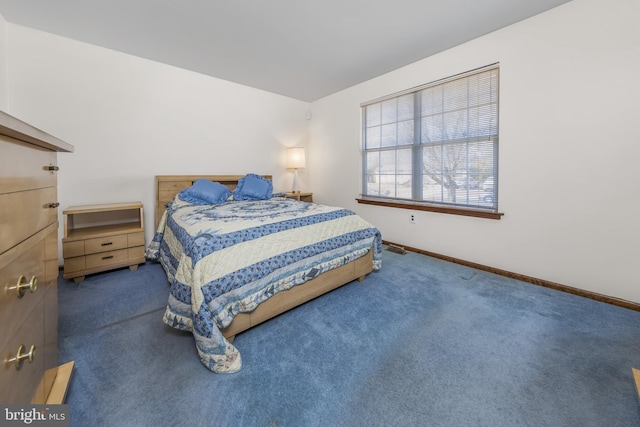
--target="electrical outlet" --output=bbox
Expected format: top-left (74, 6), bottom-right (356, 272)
top-left (410, 214), bottom-right (416, 224)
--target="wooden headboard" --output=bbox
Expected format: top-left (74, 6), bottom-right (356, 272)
top-left (154, 175), bottom-right (272, 229)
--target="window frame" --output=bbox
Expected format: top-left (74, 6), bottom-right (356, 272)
top-left (358, 64), bottom-right (503, 220)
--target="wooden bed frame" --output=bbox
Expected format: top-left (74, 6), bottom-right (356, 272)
top-left (154, 175), bottom-right (374, 342)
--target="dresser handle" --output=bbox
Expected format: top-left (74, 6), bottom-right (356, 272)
top-left (102, 255), bottom-right (114, 260)
top-left (6, 344), bottom-right (36, 371)
top-left (44, 165), bottom-right (59, 171)
top-left (47, 202), bottom-right (60, 209)
top-left (101, 242), bottom-right (113, 246)
top-left (9, 275), bottom-right (38, 298)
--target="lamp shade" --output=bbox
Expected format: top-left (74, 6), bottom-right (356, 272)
top-left (286, 147), bottom-right (306, 169)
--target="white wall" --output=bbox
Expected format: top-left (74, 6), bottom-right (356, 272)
top-left (5, 26), bottom-right (310, 254)
top-left (0, 13), bottom-right (8, 110)
top-left (310, 0), bottom-right (640, 303)
top-left (4, 0), bottom-right (639, 304)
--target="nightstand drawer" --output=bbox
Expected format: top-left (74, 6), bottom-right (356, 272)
top-left (63, 256), bottom-right (85, 274)
top-left (86, 248), bottom-right (129, 269)
top-left (127, 232), bottom-right (145, 247)
top-left (85, 234), bottom-right (128, 254)
top-left (128, 246), bottom-right (145, 260)
top-left (62, 240), bottom-right (84, 258)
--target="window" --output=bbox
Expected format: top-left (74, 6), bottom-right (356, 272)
top-left (361, 65), bottom-right (499, 214)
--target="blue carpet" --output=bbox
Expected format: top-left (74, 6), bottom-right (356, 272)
top-left (58, 250), bottom-right (640, 426)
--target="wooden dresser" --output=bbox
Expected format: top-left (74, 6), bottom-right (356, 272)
top-left (0, 111), bottom-right (74, 404)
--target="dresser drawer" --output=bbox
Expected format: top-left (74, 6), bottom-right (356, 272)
top-left (0, 297), bottom-right (45, 404)
top-left (85, 234), bottom-right (128, 254)
top-left (44, 228), bottom-right (59, 285)
top-left (86, 248), bottom-right (129, 269)
top-left (0, 238), bottom-right (45, 340)
top-left (0, 137), bottom-right (57, 194)
top-left (0, 187), bottom-right (58, 255)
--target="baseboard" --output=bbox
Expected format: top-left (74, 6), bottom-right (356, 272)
top-left (383, 240), bottom-right (640, 312)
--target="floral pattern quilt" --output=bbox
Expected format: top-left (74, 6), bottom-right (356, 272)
top-left (146, 196), bottom-right (382, 373)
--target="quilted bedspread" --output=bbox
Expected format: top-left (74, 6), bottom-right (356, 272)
top-left (146, 196), bottom-right (382, 373)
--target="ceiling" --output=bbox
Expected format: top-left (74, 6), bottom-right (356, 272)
top-left (0, 0), bottom-right (573, 102)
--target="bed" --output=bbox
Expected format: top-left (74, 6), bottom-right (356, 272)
top-left (147, 175), bottom-right (382, 373)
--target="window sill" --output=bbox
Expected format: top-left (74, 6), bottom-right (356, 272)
top-left (356, 197), bottom-right (504, 220)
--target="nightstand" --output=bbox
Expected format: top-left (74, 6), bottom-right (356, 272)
top-left (62, 202), bottom-right (145, 283)
top-left (284, 192), bottom-right (313, 202)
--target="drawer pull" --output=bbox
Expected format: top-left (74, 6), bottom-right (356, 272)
top-left (44, 165), bottom-right (60, 171)
top-left (102, 255), bottom-right (114, 260)
top-left (47, 202), bottom-right (60, 209)
top-left (8, 275), bottom-right (38, 298)
top-left (101, 242), bottom-right (113, 246)
top-left (6, 344), bottom-right (36, 371)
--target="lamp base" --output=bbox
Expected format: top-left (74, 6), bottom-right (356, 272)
top-left (292, 169), bottom-right (301, 193)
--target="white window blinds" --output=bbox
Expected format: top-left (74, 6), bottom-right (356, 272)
top-left (362, 64), bottom-right (499, 210)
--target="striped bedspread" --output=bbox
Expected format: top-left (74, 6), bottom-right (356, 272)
top-left (146, 196), bottom-right (382, 373)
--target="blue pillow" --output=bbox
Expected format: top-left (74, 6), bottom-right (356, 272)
top-left (178, 179), bottom-right (232, 205)
top-left (234, 174), bottom-right (273, 201)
